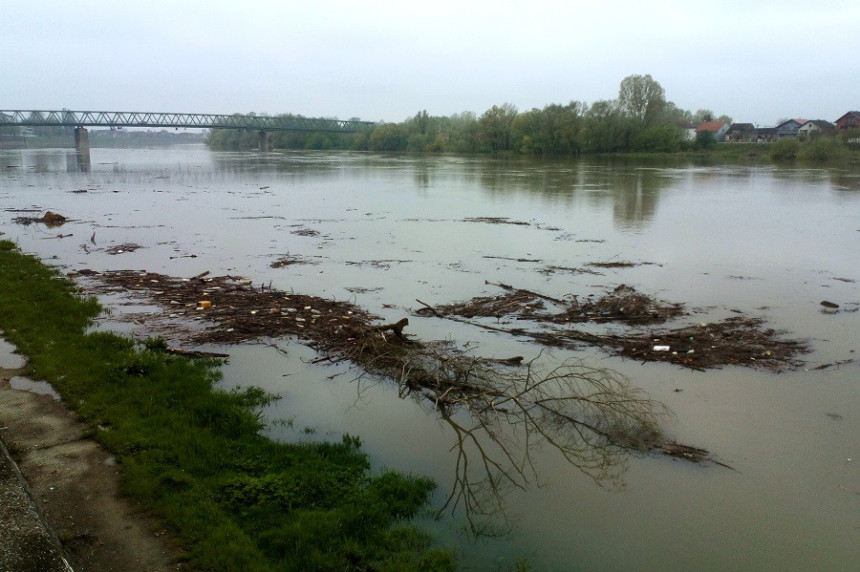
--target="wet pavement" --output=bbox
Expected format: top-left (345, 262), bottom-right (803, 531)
top-left (0, 335), bottom-right (73, 572)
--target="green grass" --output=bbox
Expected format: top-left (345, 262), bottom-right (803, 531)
top-left (0, 239), bottom-right (454, 571)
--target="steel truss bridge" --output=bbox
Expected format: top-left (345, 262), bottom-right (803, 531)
top-left (0, 110), bottom-right (376, 132)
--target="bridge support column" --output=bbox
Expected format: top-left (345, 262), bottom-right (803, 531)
top-left (258, 131), bottom-right (271, 152)
top-left (73, 127), bottom-right (91, 171)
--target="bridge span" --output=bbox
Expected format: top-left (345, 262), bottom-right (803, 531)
top-left (0, 110), bottom-right (375, 132)
top-left (1, 110), bottom-right (377, 168)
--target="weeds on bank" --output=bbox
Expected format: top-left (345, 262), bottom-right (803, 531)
top-left (0, 240), bottom-right (453, 571)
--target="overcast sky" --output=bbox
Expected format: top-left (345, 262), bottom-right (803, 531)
top-left (3, 1), bottom-right (858, 126)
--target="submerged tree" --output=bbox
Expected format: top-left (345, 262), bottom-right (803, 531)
top-left (411, 354), bottom-right (670, 534)
top-left (345, 331), bottom-right (673, 534)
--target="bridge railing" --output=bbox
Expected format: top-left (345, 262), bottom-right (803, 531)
top-left (0, 110), bottom-right (377, 132)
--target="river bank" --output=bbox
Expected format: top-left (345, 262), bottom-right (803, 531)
top-left (0, 239), bottom-right (453, 571)
top-left (1, 334), bottom-right (180, 571)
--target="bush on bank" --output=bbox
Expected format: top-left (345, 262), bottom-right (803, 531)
top-left (0, 239), bottom-right (453, 571)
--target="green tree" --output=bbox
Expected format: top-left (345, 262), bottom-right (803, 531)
top-left (512, 102), bottom-right (585, 155)
top-left (303, 132), bottom-right (334, 150)
top-left (446, 112), bottom-right (481, 153)
top-left (511, 108), bottom-right (543, 153)
top-left (368, 123), bottom-right (408, 151)
top-left (693, 109), bottom-right (714, 124)
top-left (584, 100), bottom-right (627, 153)
top-left (407, 133), bottom-right (428, 152)
top-left (695, 129), bottom-right (716, 149)
top-left (409, 110), bottom-right (431, 135)
top-left (543, 102), bottom-right (585, 155)
top-left (661, 101), bottom-right (693, 125)
top-left (618, 74), bottom-right (666, 127)
top-left (479, 103), bottom-right (518, 151)
top-left (633, 124), bottom-right (682, 152)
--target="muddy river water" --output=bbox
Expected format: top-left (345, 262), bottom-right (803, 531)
top-left (1, 145), bottom-right (858, 571)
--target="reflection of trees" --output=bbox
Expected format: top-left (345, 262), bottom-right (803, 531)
top-left (831, 171), bottom-right (860, 193)
top-left (610, 168), bottom-right (661, 229)
top-left (470, 158), bottom-right (670, 230)
top-left (392, 352), bottom-right (670, 535)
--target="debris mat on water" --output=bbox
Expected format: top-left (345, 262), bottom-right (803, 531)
top-left (420, 281), bottom-right (808, 372)
top-left (79, 269), bottom-right (734, 474)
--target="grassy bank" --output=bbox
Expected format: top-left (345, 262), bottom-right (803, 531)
top-left (0, 239), bottom-right (453, 571)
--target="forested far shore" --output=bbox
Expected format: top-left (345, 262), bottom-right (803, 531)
top-left (4, 74), bottom-right (857, 161)
top-left (206, 74), bottom-right (860, 162)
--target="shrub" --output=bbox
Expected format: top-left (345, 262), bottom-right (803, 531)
top-left (695, 130), bottom-right (716, 150)
top-left (770, 137), bottom-right (799, 161)
top-left (799, 137), bottom-right (845, 162)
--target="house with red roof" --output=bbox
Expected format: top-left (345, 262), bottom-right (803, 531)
top-left (695, 121), bottom-right (729, 141)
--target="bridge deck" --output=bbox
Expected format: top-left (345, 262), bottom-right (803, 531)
top-left (0, 110), bottom-right (375, 132)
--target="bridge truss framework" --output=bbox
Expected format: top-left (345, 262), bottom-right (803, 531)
top-left (0, 110), bottom-right (376, 132)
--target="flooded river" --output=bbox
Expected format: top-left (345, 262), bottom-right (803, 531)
top-left (1, 145), bottom-right (858, 571)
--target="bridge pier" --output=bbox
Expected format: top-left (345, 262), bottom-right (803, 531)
top-left (73, 127), bottom-right (91, 171)
top-left (258, 131), bottom-right (271, 152)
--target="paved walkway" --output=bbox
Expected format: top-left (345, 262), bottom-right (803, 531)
top-left (0, 335), bottom-right (73, 572)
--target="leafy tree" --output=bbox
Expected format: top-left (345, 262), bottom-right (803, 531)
top-left (426, 133), bottom-right (447, 152)
top-left (409, 110), bottom-right (431, 135)
top-left (511, 109), bottom-right (543, 153)
top-left (695, 129), bottom-right (716, 149)
top-left (407, 133), bottom-right (428, 152)
top-left (446, 112), bottom-right (480, 153)
top-left (479, 103), bottom-right (518, 151)
top-left (543, 102), bottom-right (585, 155)
top-left (584, 100), bottom-right (628, 153)
top-left (661, 101), bottom-right (693, 125)
top-left (693, 109), bottom-right (714, 124)
top-left (633, 125), bottom-right (681, 152)
top-left (303, 132), bottom-right (334, 150)
top-left (618, 74), bottom-right (666, 127)
top-left (512, 102), bottom-right (585, 156)
top-left (368, 123), bottom-right (408, 152)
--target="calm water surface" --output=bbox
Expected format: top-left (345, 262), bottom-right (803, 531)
top-left (1, 146), bottom-right (858, 571)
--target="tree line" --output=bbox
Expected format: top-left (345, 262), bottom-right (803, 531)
top-left (207, 74), bottom-right (735, 155)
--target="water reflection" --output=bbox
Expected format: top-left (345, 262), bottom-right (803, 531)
top-left (604, 168), bottom-right (662, 230)
top-left (371, 355), bottom-right (670, 536)
top-left (831, 170), bottom-right (860, 192)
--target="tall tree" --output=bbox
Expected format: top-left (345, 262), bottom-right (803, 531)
top-left (617, 74), bottom-right (666, 127)
top-left (479, 103), bottom-right (518, 151)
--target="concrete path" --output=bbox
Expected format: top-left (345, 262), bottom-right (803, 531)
top-left (0, 335), bottom-right (73, 571)
top-left (0, 334), bottom-right (181, 571)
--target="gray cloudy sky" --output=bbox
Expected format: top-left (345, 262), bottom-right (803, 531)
top-left (3, 1), bottom-right (858, 126)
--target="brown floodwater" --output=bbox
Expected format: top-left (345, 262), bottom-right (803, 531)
top-left (1, 146), bottom-right (858, 571)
